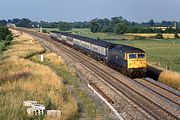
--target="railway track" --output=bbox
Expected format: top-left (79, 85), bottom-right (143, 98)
top-left (134, 78), bottom-right (180, 106)
top-left (13, 28), bottom-right (180, 120)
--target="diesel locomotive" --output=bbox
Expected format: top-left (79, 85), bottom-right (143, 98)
top-left (50, 31), bottom-right (147, 78)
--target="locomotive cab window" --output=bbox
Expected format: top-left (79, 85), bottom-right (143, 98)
top-left (129, 54), bottom-right (136, 59)
top-left (138, 53), bottom-right (145, 58)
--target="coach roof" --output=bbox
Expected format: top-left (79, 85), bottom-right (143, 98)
top-left (51, 31), bottom-right (114, 48)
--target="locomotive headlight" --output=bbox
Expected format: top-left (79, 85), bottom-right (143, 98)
top-left (129, 61), bottom-right (133, 65)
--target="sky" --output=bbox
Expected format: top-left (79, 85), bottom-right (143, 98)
top-left (0, 0), bottom-right (180, 22)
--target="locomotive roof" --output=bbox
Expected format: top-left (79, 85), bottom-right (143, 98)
top-left (50, 31), bottom-right (114, 48)
top-left (112, 44), bottom-right (145, 53)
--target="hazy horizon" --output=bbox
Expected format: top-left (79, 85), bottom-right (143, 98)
top-left (0, 0), bottom-right (180, 22)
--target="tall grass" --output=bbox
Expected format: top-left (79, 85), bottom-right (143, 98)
top-left (158, 70), bottom-right (180, 90)
top-left (0, 30), bottom-right (78, 120)
top-left (31, 53), bottom-right (97, 119)
top-left (3, 30), bottom-right (45, 58)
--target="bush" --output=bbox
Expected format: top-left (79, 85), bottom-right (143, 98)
top-left (133, 36), bottom-right (146, 40)
top-left (101, 26), bottom-right (113, 33)
top-left (174, 33), bottom-right (179, 38)
top-left (113, 22), bottom-right (127, 34)
top-left (5, 35), bottom-right (13, 41)
top-left (97, 37), bottom-right (100, 40)
top-left (154, 34), bottom-right (163, 39)
top-left (42, 29), bottom-right (47, 33)
top-left (0, 44), bottom-right (6, 51)
top-left (0, 26), bottom-right (12, 40)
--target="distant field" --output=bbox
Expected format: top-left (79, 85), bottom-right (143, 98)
top-left (125, 33), bottom-right (180, 39)
top-left (41, 28), bottom-right (180, 72)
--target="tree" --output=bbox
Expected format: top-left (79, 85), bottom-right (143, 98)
top-left (162, 21), bottom-right (172, 27)
top-left (90, 21), bottom-right (101, 33)
top-left (102, 18), bottom-right (110, 26)
top-left (7, 19), bottom-right (12, 23)
top-left (113, 22), bottom-right (127, 34)
top-left (58, 22), bottom-right (71, 31)
top-left (15, 18), bottom-right (32, 27)
top-left (164, 27), bottom-right (175, 33)
top-left (148, 19), bottom-right (155, 27)
top-left (153, 28), bottom-right (163, 33)
top-left (11, 18), bottom-right (21, 24)
top-left (97, 19), bottom-right (104, 26)
top-left (0, 26), bottom-right (12, 40)
top-left (101, 26), bottom-right (113, 32)
top-left (70, 21), bottom-right (89, 28)
top-left (126, 25), bottom-right (144, 33)
top-left (0, 20), bottom-right (7, 26)
top-left (111, 16), bottom-right (123, 25)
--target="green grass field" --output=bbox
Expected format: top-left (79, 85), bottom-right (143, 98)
top-left (42, 28), bottom-right (180, 72)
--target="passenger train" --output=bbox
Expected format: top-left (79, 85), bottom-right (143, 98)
top-left (50, 31), bottom-right (147, 78)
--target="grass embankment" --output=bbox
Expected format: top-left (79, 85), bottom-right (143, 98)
top-left (31, 53), bottom-right (97, 119)
top-left (25, 28), bottom-right (99, 119)
top-left (0, 30), bottom-right (78, 120)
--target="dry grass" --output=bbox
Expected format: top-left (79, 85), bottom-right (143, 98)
top-left (158, 70), bottom-right (180, 90)
top-left (31, 53), bottom-right (65, 66)
top-left (0, 30), bottom-right (78, 120)
top-left (125, 33), bottom-right (179, 39)
top-left (125, 33), bottom-right (156, 37)
top-left (3, 30), bottom-right (45, 58)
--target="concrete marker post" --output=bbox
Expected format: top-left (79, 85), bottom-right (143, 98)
top-left (41, 54), bottom-right (44, 62)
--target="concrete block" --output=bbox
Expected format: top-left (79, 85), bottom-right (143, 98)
top-left (31, 104), bottom-right (45, 110)
top-left (27, 107), bottom-right (45, 116)
top-left (47, 110), bottom-right (61, 117)
top-left (23, 100), bottom-right (37, 107)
